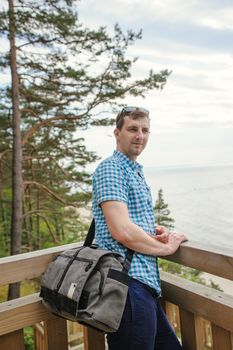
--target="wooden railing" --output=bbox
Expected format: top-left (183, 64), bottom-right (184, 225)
top-left (0, 240), bottom-right (232, 350)
top-left (161, 241), bottom-right (233, 350)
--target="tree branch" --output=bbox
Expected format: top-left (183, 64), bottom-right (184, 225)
top-left (24, 181), bottom-right (77, 207)
top-left (37, 214), bottom-right (59, 244)
top-left (22, 113), bottom-right (85, 146)
top-left (0, 149), bottom-right (12, 161)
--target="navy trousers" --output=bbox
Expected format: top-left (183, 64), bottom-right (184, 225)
top-left (107, 279), bottom-right (183, 350)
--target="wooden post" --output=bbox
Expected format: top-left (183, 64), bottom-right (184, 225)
top-left (83, 327), bottom-right (105, 350)
top-left (0, 329), bottom-right (24, 350)
top-left (44, 316), bottom-right (68, 350)
top-left (212, 324), bottom-right (232, 350)
top-left (179, 308), bottom-right (197, 350)
top-left (34, 323), bottom-right (46, 350)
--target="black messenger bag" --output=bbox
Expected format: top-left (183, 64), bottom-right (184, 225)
top-left (40, 219), bottom-right (134, 333)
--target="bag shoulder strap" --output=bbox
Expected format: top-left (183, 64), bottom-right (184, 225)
top-left (83, 218), bottom-right (134, 274)
top-left (83, 219), bottom-right (95, 247)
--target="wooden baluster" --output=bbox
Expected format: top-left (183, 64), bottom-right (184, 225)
top-left (212, 324), bottom-right (232, 350)
top-left (44, 316), bottom-right (68, 350)
top-left (34, 323), bottom-right (46, 350)
top-left (83, 327), bottom-right (105, 350)
top-left (0, 329), bottom-right (24, 350)
top-left (179, 308), bottom-right (197, 350)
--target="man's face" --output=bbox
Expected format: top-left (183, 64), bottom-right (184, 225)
top-left (114, 115), bottom-right (150, 161)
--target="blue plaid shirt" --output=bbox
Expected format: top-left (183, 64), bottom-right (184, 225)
top-left (92, 150), bottom-right (161, 294)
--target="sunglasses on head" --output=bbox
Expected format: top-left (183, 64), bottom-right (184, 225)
top-left (121, 106), bottom-right (149, 115)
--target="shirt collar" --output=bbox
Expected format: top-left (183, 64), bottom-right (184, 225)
top-left (113, 150), bottom-right (143, 172)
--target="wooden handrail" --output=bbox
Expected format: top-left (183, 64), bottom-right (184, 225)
top-left (0, 240), bottom-right (233, 350)
top-left (0, 242), bottom-right (81, 285)
top-left (164, 240), bottom-right (233, 280)
top-left (0, 240), bottom-right (232, 286)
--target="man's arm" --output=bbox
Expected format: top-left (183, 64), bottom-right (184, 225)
top-left (101, 201), bottom-right (187, 256)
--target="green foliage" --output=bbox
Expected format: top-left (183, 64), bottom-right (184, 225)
top-left (159, 258), bottom-right (222, 291)
top-left (0, 286), bottom-right (8, 303)
top-left (154, 188), bottom-right (175, 229)
top-left (24, 327), bottom-right (35, 350)
top-left (0, 280), bottom-right (40, 303)
top-left (159, 259), bottom-right (203, 283)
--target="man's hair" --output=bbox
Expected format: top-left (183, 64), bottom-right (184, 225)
top-left (116, 107), bottom-right (150, 130)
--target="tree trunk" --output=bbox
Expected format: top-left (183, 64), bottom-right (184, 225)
top-left (28, 186), bottom-right (34, 249)
top-left (0, 164), bottom-right (9, 252)
top-left (8, 0), bottom-right (23, 300)
top-left (36, 190), bottom-right (41, 249)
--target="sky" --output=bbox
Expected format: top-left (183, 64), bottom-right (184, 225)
top-left (77, 0), bottom-right (233, 169)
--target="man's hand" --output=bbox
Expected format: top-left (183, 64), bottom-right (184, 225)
top-left (155, 226), bottom-right (170, 243)
top-left (166, 232), bottom-right (188, 254)
top-left (155, 226), bottom-right (188, 254)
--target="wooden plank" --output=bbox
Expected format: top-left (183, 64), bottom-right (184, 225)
top-left (161, 271), bottom-right (233, 332)
top-left (212, 324), bottom-right (232, 350)
top-left (0, 329), bottom-right (24, 350)
top-left (83, 326), bottom-right (105, 350)
top-left (44, 317), bottom-right (68, 350)
top-left (0, 242), bottom-right (82, 286)
top-left (164, 240), bottom-right (233, 280)
top-left (0, 293), bottom-right (54, 336)
top-left (179, 308), bottom-right (197, 350)
top-left (34, 323), bottom-right (47, 350)
top-left (0, 240), bottom-right (232, 286)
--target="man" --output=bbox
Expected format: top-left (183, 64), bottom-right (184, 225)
top-left (92, 106), bottom-right (187, 350)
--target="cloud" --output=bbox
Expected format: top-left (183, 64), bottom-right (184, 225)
top-left (79, 0), bottom-right (233, 32)
top-left (78, 0), bottom-right (233, 55)
top-left (197, 7), bottom-right (233, 31)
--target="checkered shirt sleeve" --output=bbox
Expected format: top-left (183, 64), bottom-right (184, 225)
top-left (93, 158), bottom-right (128, 205)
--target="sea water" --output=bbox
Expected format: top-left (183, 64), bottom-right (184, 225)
top-left (144, 164), bottom-right (233, 249)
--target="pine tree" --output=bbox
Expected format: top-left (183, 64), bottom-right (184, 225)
top-left (0, 0), bottom-right (171, 298)
top-left (154, 188), bottom-right (175, 229)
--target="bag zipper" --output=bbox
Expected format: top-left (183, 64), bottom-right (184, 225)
top-left (56, 248), bottom-right (93, 292)
top-left (60, 253), bottom-right (93, 263)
